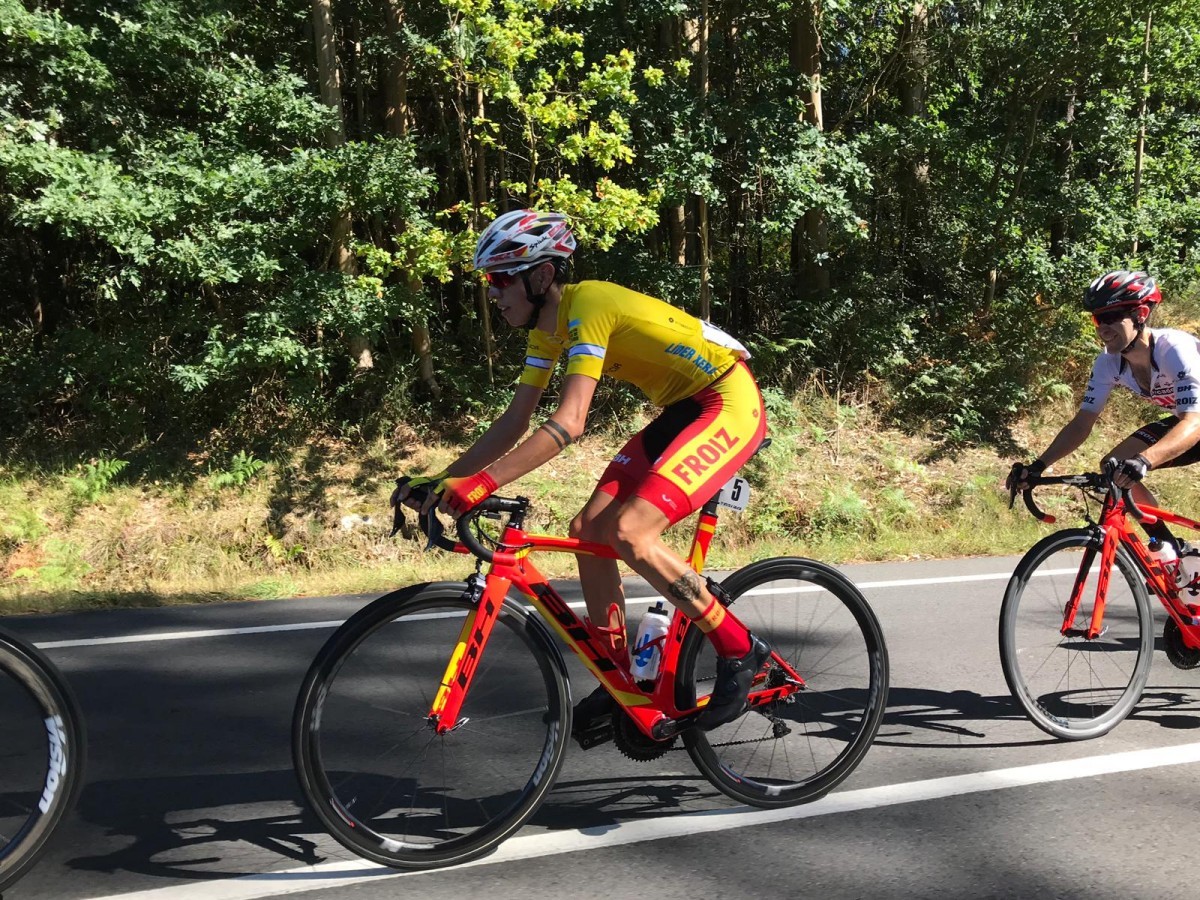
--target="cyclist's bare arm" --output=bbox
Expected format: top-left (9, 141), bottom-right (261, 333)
top-left (397, 384), bottom-right (542, 512)
top-left (1036, 410), bottom-right (1099, 470)
top-left (483, 374), bottom-right (598, 488)
top-left (446, 383), bottom-right (545, 477)
top-left (1141, 410), bottom-right (1200, 468)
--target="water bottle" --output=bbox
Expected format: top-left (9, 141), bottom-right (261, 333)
top-left (1148, 537), bottom-right (1181, 584)
top-left (1179, 542), bottom-right (1200, 592)
top-left (630, 601), bottom-right (670, 681)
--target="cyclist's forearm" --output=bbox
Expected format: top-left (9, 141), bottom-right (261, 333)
top-left (485, 418), bottom-right (581, 487)
top-left (1037, 414), bottom-right (1095, 468)
top-left (446, 414), bottom-right (528, 477)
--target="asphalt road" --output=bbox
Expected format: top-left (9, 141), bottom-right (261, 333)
top-left (3, 554), bottom-right (1200, 900)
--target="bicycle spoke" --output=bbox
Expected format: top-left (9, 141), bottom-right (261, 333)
top-left (293, 587), bottom-right (568, 869)
top-left (682, 559), bottom-right (888, 807)
top-left (1000, 530), bottom-right (1153, 740)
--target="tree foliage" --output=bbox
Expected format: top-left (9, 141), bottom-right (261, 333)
top-left (2, 0), bottom-right (1198, 456)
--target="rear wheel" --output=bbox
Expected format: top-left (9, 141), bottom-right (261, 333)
top-left (0, 630), bottom-right (86, 893)
top-left (999, 528), bottom-right (1153, 740)
top-left (679, 558), bottom-right (889, 807)
top-left (293, 583), bottom-right (571, 869)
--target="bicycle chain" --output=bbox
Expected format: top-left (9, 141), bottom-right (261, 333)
top-left (656, 675), bottom-right (786, 752)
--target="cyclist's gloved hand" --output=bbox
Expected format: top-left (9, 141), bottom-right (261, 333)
top-left (1115, 454), bottom-right (1151, 486)
top-left (391, 471), bottom-right (446, 511)
top-left (437, 471), bottom-right (498, 519)
top-left (1005, 459), bottom-right (1046, 494)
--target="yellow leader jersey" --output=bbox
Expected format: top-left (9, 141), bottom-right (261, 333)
top-left (519, 281), bottom-right (747, 408)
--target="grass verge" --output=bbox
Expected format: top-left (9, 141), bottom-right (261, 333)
top-left (4, 387), bottom-right (1199, 616)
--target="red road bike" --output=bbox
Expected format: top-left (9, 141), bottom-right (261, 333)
top-left (293, 469), bottom-right (889, 869)
top-left (1001, 462), bottom-right (1200, 740)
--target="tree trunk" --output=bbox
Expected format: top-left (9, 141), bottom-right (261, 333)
top-left (312, 0), bottom-right (373, 369)
top-left (381, 0), bottom-right (410, 137)
top-left (473, 84), bottom-right (495, 383)
top-left (790, 2), bottom-right (829, 292)
top-left (1131, 12), bottom-right (1152, 257)
top-left (662, 14), bottom-right (687, 265)
top-left (898, 3), bottom-right (930, 240)
top-left (983, 94), bottom-right (1046, 309)
top-left (311, 0), bottom-right (346, 148)
top-left (697, 0), bottom-right (712, 320)
top-left (1049, 84), bottom-right (1076, 260)
top-left (382, 0), bottom-right (438, 396)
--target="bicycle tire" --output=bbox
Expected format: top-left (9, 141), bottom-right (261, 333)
top-left (292, 582), bottom-right (571, 869)
top-left (678, 557), bottom-right (889, 807)
top-left (999, 528), bottom-right (1153, 740)
top-left (0, 628), bottom-right (86, 893)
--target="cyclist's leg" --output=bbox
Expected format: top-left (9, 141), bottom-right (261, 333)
top-left (616, 361), bottom-right (769, 727)
top-left (570, 489), bottom-right (628, 659)
top-left (1107, 417), bottom-right (1200, 544)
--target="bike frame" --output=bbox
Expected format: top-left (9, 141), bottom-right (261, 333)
top-left (426, 493), bottom-right (804, 739)
top-left (1063, 493), bottom-right (1200, 646)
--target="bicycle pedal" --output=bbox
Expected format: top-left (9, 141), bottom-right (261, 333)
top-left (573, 723), bottom-right (614, 750)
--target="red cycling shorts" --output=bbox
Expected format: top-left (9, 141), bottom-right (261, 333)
top-left (595, 361), bottom-right (767, 524)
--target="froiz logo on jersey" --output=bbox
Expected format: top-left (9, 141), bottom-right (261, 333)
top-left (664, 342), bottom-right (718, 376)
top-left (671, 428), bottom-right (740, 486)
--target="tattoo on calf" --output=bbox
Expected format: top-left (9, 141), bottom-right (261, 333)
top-left (668, 571), bottom-right (704, 605)
top-left (539, 419), bottom-right (573, 450)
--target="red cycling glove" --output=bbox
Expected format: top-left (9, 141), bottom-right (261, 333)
top-left (438, 471), bottom-right (498, 516)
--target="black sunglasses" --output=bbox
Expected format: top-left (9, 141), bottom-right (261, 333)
top-left (1093, 309), bottom-right (1134, 327)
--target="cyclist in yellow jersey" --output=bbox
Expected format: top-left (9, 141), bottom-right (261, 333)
top-left (395, 210), bottom-right (768, 734)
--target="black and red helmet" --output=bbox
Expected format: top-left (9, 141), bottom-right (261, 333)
top-left (1083, 270), bottom-right (1161, 312)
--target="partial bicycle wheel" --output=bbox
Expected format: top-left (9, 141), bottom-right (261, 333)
top-left (999, 527), bottom-right (1153, 740)
top-left (0, 629), bottom-right (86, 894)
top-left (293, 582), bottom-right (571, 870)
top-left (678, 557), bottom-right (889, 807)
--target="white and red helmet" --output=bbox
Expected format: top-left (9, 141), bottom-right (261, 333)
top-left (1083, 270), bottom-right (1161, 312)
top-left (472, 209), bottom-right (576, 275)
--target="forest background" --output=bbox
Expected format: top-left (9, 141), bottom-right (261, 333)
top-left (2, 0), bottom-right (1200, 611)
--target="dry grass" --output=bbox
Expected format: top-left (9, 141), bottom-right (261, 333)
top-left (5, 385), bottom-right (1200, 616)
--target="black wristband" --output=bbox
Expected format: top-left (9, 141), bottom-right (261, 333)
top-left (1028, 459), bottom-right (1046, 476)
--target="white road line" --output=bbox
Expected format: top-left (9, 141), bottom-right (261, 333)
top-left (82, 741), bottom-right (1200, 900)
top-left (37, 568), bottom-right (1072, 650)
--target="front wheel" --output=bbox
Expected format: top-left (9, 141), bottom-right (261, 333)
top-left (999, 528), bottom-right (1153, 740)
top-left (0, 629), bottom-right (86, 894)
top-left (292, 583), bottom-right (571, 870)
top-left (678, 557), bottom-right (889, 807)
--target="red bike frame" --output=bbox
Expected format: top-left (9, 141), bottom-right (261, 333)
top-left (1060, 495), bottom-right (1200, 644)
top-left (426, 494), bottom-right (805, 739)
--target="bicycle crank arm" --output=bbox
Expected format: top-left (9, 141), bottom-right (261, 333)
top-left (651, 711), bottom-right (702, 741)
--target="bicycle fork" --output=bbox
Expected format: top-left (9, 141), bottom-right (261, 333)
top-left (427, 573), bottom-right (507, 734)
top-left (1059, 531), bottom-right (1115, 641)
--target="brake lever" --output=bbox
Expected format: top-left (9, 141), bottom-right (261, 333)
top-left (422, 506), bottom-right (448, 551)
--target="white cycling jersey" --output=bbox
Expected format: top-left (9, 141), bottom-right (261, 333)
top-left (1081, 327), bottom-right (1200, 415)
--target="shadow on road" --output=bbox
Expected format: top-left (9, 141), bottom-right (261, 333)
top-left (67, 770), bottom-right (323, 881)
top-left (61, 684), bottom-right (1200, 884)
top-left (876, 684), bottom-right (1200, 749)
